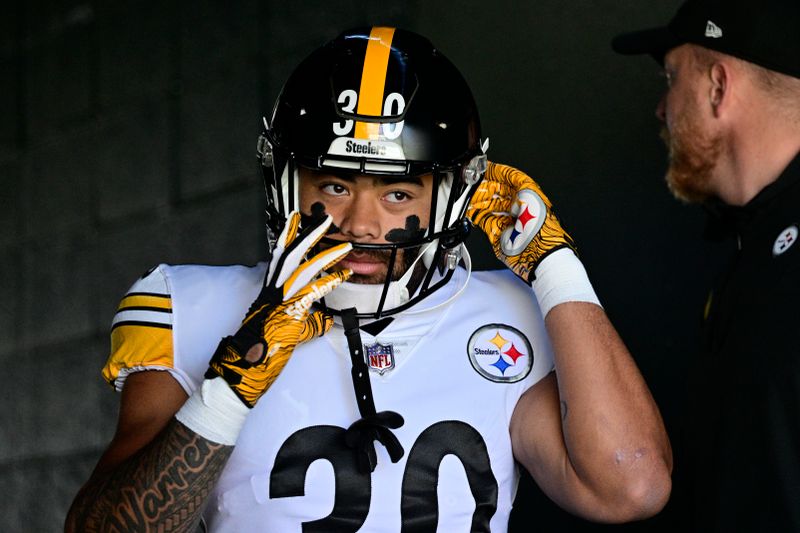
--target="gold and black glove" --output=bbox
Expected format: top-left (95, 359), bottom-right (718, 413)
top-left (206, 211), bottom-right (351, 407)
top-left (468, 162), bottom-right (576, 284)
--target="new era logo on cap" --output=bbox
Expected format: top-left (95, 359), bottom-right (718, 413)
top-left (705, 20), bottom-right (722, 38)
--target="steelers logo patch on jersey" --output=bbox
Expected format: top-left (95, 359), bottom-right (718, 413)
top-left (500, 189), bottom-right (547, 257)
top-left (467, 324), bottom-right (533, 383)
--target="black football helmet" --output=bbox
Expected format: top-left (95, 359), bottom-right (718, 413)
top-left (257, 27), bottom-right (487, 318)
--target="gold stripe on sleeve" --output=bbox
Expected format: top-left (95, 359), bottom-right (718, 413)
top-left (102, 322), bottom-right (175, 387)
top-left (118, 293), bottom-right (172, 312)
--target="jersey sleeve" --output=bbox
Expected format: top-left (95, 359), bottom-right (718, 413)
top-left (102, 265), bottom-right (179, 391)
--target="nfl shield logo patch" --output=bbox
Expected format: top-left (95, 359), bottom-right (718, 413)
top-left (365, 342), bottom-right (395, 375)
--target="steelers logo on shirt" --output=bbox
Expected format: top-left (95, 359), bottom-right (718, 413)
top-left (467, 324), bottom-right (533, 383)
top-left (772, 225), bottom-right (798, 256)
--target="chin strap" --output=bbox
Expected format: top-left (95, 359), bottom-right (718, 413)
top-left (340, 307), bottom-right (405, 473)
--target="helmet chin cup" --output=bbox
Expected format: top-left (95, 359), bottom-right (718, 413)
top-left (322, 278), bottom-right (411, 317)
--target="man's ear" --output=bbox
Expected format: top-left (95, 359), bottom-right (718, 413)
top-left (708, 62), bottom-right (729, 117)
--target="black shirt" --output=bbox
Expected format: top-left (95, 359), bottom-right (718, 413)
top-left (688, 154), bottom-right (800, 532)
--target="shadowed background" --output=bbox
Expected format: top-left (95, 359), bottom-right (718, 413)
top-left (0, 0), bottom-right (728, 531)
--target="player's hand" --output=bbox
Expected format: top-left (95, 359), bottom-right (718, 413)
top-left (467, 162), bottom-right (576, 284)
top-left (205, 211), bottom-right (352, 407)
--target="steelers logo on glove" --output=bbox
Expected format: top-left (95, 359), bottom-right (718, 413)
top-left (467, 162), bottom-right (576, 284)
top-left (206, 211), bottom-right (352, 407)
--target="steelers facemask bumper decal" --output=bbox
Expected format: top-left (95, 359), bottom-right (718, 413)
top-left (468, 162), bottom-right (600, 317)
top-left (176, 212), bottom-right (352, 444)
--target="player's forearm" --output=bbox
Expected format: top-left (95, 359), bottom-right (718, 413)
top-left (546, 302), bottom-right (672, 520)
top-left (65, 418), bottom-right (232, 533)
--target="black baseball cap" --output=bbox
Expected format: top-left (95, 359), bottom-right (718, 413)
top-left (612, 0), bottom-right (800, 79)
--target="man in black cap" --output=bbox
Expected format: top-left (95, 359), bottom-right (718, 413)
top-left (613, 0), bottom-right (800, 531)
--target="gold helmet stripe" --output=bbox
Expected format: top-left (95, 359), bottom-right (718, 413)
top-left (355, 26), bottom-right (395, 140)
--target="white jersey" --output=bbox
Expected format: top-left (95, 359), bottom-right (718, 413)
top-left (105, 263), bottom-right (555, 532)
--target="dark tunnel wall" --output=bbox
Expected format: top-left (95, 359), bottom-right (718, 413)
top-left (0, 1), bottom-right (728, 531)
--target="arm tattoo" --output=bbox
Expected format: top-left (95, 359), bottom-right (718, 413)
top-left (66, 419), bottom-right (232, 532)
top-left (560, 400), bottom-right (568, 422)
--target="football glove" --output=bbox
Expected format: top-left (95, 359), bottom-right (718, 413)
top-left (205, 211), bottom-right (352, 407)
top-left (468, 162), bottom-right (576, 284)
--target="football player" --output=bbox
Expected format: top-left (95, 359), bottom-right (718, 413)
top-left (66, 27), bottom-right (671, 532)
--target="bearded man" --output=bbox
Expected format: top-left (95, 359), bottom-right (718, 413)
top-left (613, 0), bottom-right (800, 530)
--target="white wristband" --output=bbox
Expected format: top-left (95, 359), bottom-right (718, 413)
top-left (532, 248), bottom-right (602, 318)
top-left (175, 377), bottom-right (250, 445)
